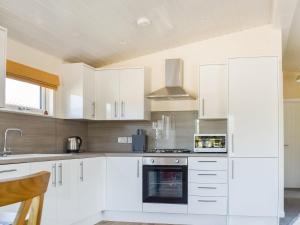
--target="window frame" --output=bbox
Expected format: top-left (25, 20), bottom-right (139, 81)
top-left (4, 78), bottom-right (54, 116)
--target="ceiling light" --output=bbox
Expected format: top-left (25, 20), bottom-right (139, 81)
top-left (136, 17), bottom-right (151, 27)
top-left (296, 75), bottom-right (300, 83)
top-left (119, 40), bottom-right (127, 45)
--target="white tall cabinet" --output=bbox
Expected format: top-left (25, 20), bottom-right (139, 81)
top-left (59, 63), bottom-right (95, 119)
top-left (0, 26), bottom-right (7, 108)
top-left (106, 157), bottom-right (142, 212)
top-left (227, 57), bottom-right (280, 225)
top-left (95, 68), bottom-right (150, 120)
top-left (199, 64), bottom-right (227, 119)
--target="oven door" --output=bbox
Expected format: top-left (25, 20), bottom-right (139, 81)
top-left (143, 165), bottom-right (188, 204)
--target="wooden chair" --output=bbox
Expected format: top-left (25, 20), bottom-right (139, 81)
top-left (0, 171), bottom-right (50, 225)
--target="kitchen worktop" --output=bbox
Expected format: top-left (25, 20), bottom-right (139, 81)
top-left (0, 152), bottom-right (228, 165)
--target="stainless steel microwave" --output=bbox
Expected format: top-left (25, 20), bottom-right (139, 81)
top-left (194, 134), bottom-right (226, 153)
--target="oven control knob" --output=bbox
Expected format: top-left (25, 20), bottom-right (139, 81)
top-left (175, 159), bottom-right (180, 163)
top-left (151, 159), bottom-right (155, 163)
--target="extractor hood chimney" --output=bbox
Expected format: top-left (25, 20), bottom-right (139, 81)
top-left (147, 59), bottom-right (195, 100)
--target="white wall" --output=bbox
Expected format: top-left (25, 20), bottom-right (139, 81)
top-left (103, 25), bottom-right (282, 112)
top-left (7, 38), bottom-right (63, 74)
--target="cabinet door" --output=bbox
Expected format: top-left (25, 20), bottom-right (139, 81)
top-left (229, 158), bottom-right (278, 217)
top-left (78, 157), bottom-right (105, 220)
top-left (56, 160), bottom-right (78, 225)
top-left (0, 27), bottom-right (6, 108)
top-left (83, 66), bottom-right (95, 120)
top-left (119, 69), bottom-right (145, 120)
top-left (59, 64), bottom-right (84, 119)
top-left (106, 157), bottom-right (142, 211)
top-left (228, 57), bottom-right (279, 157)
top-left (30, 161), bottom-right (58, 225)
top-left (199, 65), bottom-right (227, 119)
top-left (0, 163), bottom-right (29, 213)
top-left (95, 70), bottom-right (120, 120)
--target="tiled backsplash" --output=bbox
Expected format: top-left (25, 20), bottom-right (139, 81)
top-left (88, 111), bottom-right (227, 153)
top-left (0, 111), bottom-right (226, 154)
top-left (0, 111), bottom-right (87, 154)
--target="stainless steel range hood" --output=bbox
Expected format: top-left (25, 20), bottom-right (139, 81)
top-left (147, 59), bottom-right (195, 100)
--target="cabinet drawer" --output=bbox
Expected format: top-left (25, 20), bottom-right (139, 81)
top-left (189, 158), bottom-right (227, 171)
top-left (189, 183), bottom-right (227, 196)
top-left (189, 170), bottom-right (227, 183)
top-left (188, 196), bottom-right (227, 215)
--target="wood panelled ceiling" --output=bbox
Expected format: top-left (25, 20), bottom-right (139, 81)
top-left (0, 0), bottom-right (273, 67)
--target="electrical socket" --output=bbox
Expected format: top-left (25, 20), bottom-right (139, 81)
top-left (117, 137), bottom-right (128, 144)
top-left (127, 137), bottom-right (132, 144)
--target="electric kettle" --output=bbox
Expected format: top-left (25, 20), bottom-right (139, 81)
top-left (66, 136), bottom-right (82, 153)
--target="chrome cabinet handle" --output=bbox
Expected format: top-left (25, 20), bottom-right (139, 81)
top-left (197, 173), bottom-right (217, 176)
top-left (92, 101), bottom-right (96, 118)
top-left (0, 169), bottom-right (17, 173)
top-left (231, 160), bottom-right (234, 179)
top-left (80, 161), bottom-right (84, 182)
top-left (121, 101), bottom-right (125, 117)
top-left (197, 161), bottom-right (217, 163)
top-left (198, 186), bottom-right (217, 189)
top-left (198, 200), bottom-right (217, 203)
top-left (137, 160), bottom-right (140, 178)
top-left (114, 101), bottom-right (118, 118)
top-left (52, 164), bottom-right (56, 187)
top-left (58, 163), bottom-right (63, 185)
top-left (202, 98), bottom-right (205, 116)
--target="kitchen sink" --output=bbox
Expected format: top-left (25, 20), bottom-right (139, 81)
top-left (0, 154), bottom-right (68, 160)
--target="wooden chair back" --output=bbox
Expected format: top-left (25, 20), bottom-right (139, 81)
top-left (0, 171), bottom-right (50, 225)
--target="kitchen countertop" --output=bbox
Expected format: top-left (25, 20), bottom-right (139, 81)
top-left (0, 152), bottom-right (227, 165)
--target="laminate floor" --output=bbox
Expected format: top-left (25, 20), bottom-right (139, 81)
top-left (280, 189), bottom-right (300, 225)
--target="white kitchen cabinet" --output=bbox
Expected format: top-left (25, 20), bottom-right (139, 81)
top-left (95, 68), bottom-right (150, 120)
top-left (0, 163), bottom-right (29, 213)
top-left (106, 157), bottom-right (142, 211)
top-left (59, 63), bottom-right (95, 119)
top-left (0, 26), bottom-right (7, 108)
top-left (95, 69), bottom-right (119, 120)
top-left (199, 64), bottom-right (227, 119)
top-left (228, 57), bottom-right (279, 157)
top-left (228, 158), bottom-right (278, 217)
top-left (77, 157), bottom-right (106, 220)
top-left (30, 161), bottom-right (58, 225)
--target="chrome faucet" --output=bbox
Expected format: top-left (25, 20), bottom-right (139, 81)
top-left (2, 128), bottom-right (23, 157)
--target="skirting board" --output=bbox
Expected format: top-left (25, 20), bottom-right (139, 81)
top-left (102, 211), bottom-right (227, 225)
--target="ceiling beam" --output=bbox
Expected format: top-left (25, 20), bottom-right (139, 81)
top-left (271, 0), bottom-right (299, 53)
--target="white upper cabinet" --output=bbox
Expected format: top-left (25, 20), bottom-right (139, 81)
top-left (59, 63), bottom-right (95, 119)
top-left (106, 157), bottom-right (142, 212)
top-left (95, 69), bottom-right (120, 120)
top-left (95, 68), bottom-right (150, 120)
top-left (229, 158), bottom-right (278, 217)
top-left (199, 64), bottom-right (228, 119)
top-left (0, 26), bottom-right (7, 108)
top-left (228, 57), bottom-right (279, 157)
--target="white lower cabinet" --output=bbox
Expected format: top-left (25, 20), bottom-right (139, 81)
top-left (30, 160), bottom-right (79, 225)
top-left (0, 163), bottom-right (30, 213)
top-left (106, 157), bottom-right (142, 212)
top-left (77, 157), bottom-right (106, 220)
top-left (188, 157), bottom-right (228, 216)
top-left (228, 158), bottom-right (278, 217)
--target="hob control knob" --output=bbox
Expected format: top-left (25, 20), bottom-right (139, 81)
top-left (151, 159), bottom-right (155, 163)
top-left (175, 159), bottom-right (180, 163)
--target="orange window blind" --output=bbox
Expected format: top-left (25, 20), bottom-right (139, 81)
top-left (6, 60), bottom-right (60, 90)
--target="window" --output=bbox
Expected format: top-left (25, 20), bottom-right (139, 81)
top-left (5, 78), bottom-right (54, 115)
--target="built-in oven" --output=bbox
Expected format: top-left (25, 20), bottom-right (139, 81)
top-left (142, 157), bottom-right (188, 205)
